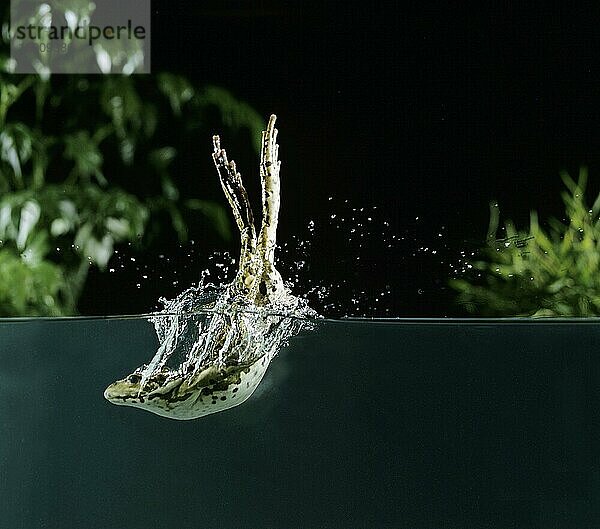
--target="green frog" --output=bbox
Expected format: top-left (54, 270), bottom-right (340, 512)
top-left (104, 116), bottom-right (315, 419)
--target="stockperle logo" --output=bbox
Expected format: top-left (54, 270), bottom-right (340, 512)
top-left (10, 0), bottom-right (151, 74)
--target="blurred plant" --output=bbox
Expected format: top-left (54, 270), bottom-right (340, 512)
top-left (450, 168), bottom-right (600, 317)
top-left (0, 10), bottom-right (265, 316)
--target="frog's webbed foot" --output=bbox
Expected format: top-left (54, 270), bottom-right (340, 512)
top-left (212, 136), bottom-right (259, 296)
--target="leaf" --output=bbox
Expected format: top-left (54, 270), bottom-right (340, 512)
top-left (74, 222), bottom-right (93, 252)
top-left (0, 124), bottom-right (36, 186)
top-left (0, 83), bottom-right (19, 109)
top-left (84, 234), bottom-right (114, 269)
top-left (560, 170), bottom-right (579, 194)
top-left (149, 147), bottom-right (179, 201)
top-left (16, 200), bottom-right (41, 250)
top-left (0, 203), bottom-right (12, 239)
top-left (21, 230), bottom-right (50, 265)
top-left (158, 73), bottom-right (194, 115)
top-left (100, 77), bottom-right (143, 136)
top-left (0, 55), bottom-right (16, 74)
top-left (149, 147), bottom-right (177, 170)
top-left (486, 201), bottom-right (500, 244)
top-left (64, 131), bottom-right (105, 184)
top-left (167, 203), bottom-right (187, 242)
top-left (104, 217), bottom-right (131, 239)
top-left (161, 175), bottom-right (179, 201)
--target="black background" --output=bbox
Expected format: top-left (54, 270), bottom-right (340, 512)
top-left (84, 2), bottom-right (600, 317)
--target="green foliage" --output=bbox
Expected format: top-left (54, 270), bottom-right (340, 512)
top-left (0, 247), bottom-right (67, 316)
top-left (0, 8), bottom-right (264, 316)
top-left (451, 168), bottom-right (600, 317)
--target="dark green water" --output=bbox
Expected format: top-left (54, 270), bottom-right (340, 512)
top-left (2, 318), bottom-right (600, 528)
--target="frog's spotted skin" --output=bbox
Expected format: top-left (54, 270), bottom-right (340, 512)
top-left (104, 355), bottom-right (272, 419)
top-left (104, 116), bottom-right (315, 420)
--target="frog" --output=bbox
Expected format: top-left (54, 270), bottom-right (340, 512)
top-left (104, 115), bottom-right (315, 419)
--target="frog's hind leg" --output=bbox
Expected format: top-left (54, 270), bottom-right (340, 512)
top-left (258, 115), bottom-right (281, 264)
top-left (212, 136), bottom-right (259, 295)
top-left (257, 115), bottom-right (285, 302)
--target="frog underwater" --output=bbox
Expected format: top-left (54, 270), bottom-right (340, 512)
top-left (104, 115), bottom-right (316, 419)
